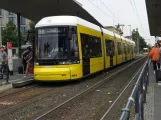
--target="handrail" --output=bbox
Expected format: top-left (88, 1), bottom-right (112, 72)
top-left (119, 60), bottom-right (149, 120)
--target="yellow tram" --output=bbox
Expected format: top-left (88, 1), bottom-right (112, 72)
top-left (34, 16), bottom-right (136, 81)
top-left (143, 48), bottom-right (149, 55)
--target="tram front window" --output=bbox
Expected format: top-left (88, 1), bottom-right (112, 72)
top-left (37, 26), bottom-right (79, 60)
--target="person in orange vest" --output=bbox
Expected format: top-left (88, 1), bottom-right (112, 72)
top-left (148, 43), bottom-right (160, 74)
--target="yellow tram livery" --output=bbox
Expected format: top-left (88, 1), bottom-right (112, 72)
top-left (143, 48), bottom-right (149, 55)
top-left (34, 16), bottom-right (136, 81)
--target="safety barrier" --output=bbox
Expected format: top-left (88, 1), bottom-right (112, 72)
top-left (119, 60), bottom-right (149, 120)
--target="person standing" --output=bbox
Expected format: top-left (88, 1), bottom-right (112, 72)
top-left (24, 48), bottom-right (33, 77)
top-left (0, 47), bottom-right (8, 79)
top-left (157, 43), bottom-right (161, 69)
top-left (22, 47), bottom-right (31, 73)
top-left (148, 43), bottom-right (160, 74)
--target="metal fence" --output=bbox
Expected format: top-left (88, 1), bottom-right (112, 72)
top-left (120, 60), bottom-right (149, 120)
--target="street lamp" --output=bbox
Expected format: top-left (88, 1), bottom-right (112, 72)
top-left (115, 24), bottom-right (124, 35)
top-left (128, 25), bottom-right (131, 39)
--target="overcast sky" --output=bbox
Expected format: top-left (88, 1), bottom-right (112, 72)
top-left (76, 0), bottom-right (155, 45)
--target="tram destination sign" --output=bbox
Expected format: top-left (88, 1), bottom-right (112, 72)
top-left (38, 27), bottom-right (66, 34)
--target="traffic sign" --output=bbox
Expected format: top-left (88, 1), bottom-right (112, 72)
top-left (7, 42), bottom-right (12, 49)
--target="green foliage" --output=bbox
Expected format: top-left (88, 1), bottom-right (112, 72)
top-left (132, 28), bottom-right (148, 51)
top-left (2, 22), bottom-right (18, 47)
top-left (27, 21), bottom-right (35, 43)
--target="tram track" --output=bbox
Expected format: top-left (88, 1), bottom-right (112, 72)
top-left (0, 84), bottom-right (38, 98)
top-left (30, 57), bottom-right (146, 120)
top-left (0, 86), bottom-right (56, 110)
top-left (99, 63), bottom-right (144, 120)
top-left (0, 56), bottom-right (145, 120)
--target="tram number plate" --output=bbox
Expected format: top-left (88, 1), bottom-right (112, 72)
top-left (44, 66), bottom-right (51, 68)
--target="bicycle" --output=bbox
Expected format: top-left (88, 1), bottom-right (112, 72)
top-left (0, 64), bottom-right (10, 83)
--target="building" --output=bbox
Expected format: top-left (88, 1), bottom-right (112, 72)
top-left (104, 26), bottom-right (122, 35)
top-left (0, 8), bottom-right (31, 46)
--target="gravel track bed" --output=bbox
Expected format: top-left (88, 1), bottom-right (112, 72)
top-left (0, 87), bottom-right (54, 110)
top-left (102, 66), bottom-right (142, 120)
top-left (0, 57), bottom-right (144, 120)
top-left (34, 58), bottom-right (146, 120)
top-left (0, 84), bottom-right (37, 97)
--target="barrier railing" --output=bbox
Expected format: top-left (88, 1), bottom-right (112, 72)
top-left (119, 60), bottom-right (149, 120)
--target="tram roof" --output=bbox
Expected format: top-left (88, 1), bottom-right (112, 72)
top-left (146, 0), bottom-right (161, 36)
top-left (143, 48), bottom-right (148, 49)
top-left (102, 28), bottom-right (115, 37)
top-left (35, 16), bottom-right (102, 32)
top-left (0, 0), bottom-right (103, 27)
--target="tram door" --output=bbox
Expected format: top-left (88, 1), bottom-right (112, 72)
top-left (107, 40), bottom-right (114, 67)
top-left (124, 44), bottom-right (127, 61)
top-left (110, 55), bottom-right (113, 67)
top-left (81, 34), bottom-right (90, 76)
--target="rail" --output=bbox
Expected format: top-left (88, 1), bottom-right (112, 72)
top-left (119, 60), bottom-right (149, 120)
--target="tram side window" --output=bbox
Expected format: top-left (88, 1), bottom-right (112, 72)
top-left (129, 45), bottom-right (131, 53)
top-left (69, 27), bottom-right (79, 58)
top-left (117, 42), bottom-right (121, 55)
top-left (127, 45), bottom-right (130, 53)
top-left (80, 33), bottom-right (102, 58)
top-left (106, 40), bottom-right (115, 56)
top-left (124, 44), bottom-right (126, 54)
top-left (131, 45), bottom-right (134, 54)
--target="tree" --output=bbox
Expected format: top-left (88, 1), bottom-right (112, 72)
top-left (139, 37), bottom-right (147, 50)
top-left (132, 28), bottom-right (148, 53)
top-left (27, 21), bottom-right (35, 44)
top-left (132, 28), bottom-right (139, 43)
top-left (2, 22), bottom-right (18, 47)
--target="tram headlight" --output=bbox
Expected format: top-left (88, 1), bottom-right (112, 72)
top-left (34, 62), bottom-right (39, 65)
top-left (59, 60), bottom-right (80, 65)
top-left (59, 61), bottom-right (72, 64)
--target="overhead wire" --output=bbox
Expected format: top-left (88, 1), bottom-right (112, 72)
top-left (98, 0), bottom-right (130, 34)
top-left (87, 0), bottom-right (132, 34)
top-left (129, 0), bottom-right (148, 37)
top-left (87, 0), bottom-right (116, 23)
top-left (87, 0), bottom-right (131, 34)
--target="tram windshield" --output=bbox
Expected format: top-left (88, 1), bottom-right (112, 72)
top-left (143, 48), bottom-right (149, 52)
top-left (37, 26), bottom-right (79, 60)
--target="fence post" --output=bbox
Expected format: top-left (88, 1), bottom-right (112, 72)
top-left (120, 61), bottom-right (149, 120)
top-left (140, 72), bottom-right (144, 120)
top-left (135, 89), bottom-right (140, 117)
top-left (147, 61), bottom-right (150, 85)
top-left (144, 64), bottom-right (148, 103)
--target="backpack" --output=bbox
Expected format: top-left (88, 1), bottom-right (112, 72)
top-left (25, 51), bottom-right (33, 62)
top-left (23, 50), bottom-right (30, 60)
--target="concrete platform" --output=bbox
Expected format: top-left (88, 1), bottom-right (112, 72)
top-left (12, 78), bottom-right (34, 88)
top-left (11, 74), bottom-right (34, 88)
top-left (144, 64), bottom-right (161, 120)
top-left (0, 74), bottom-right (34, 91)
